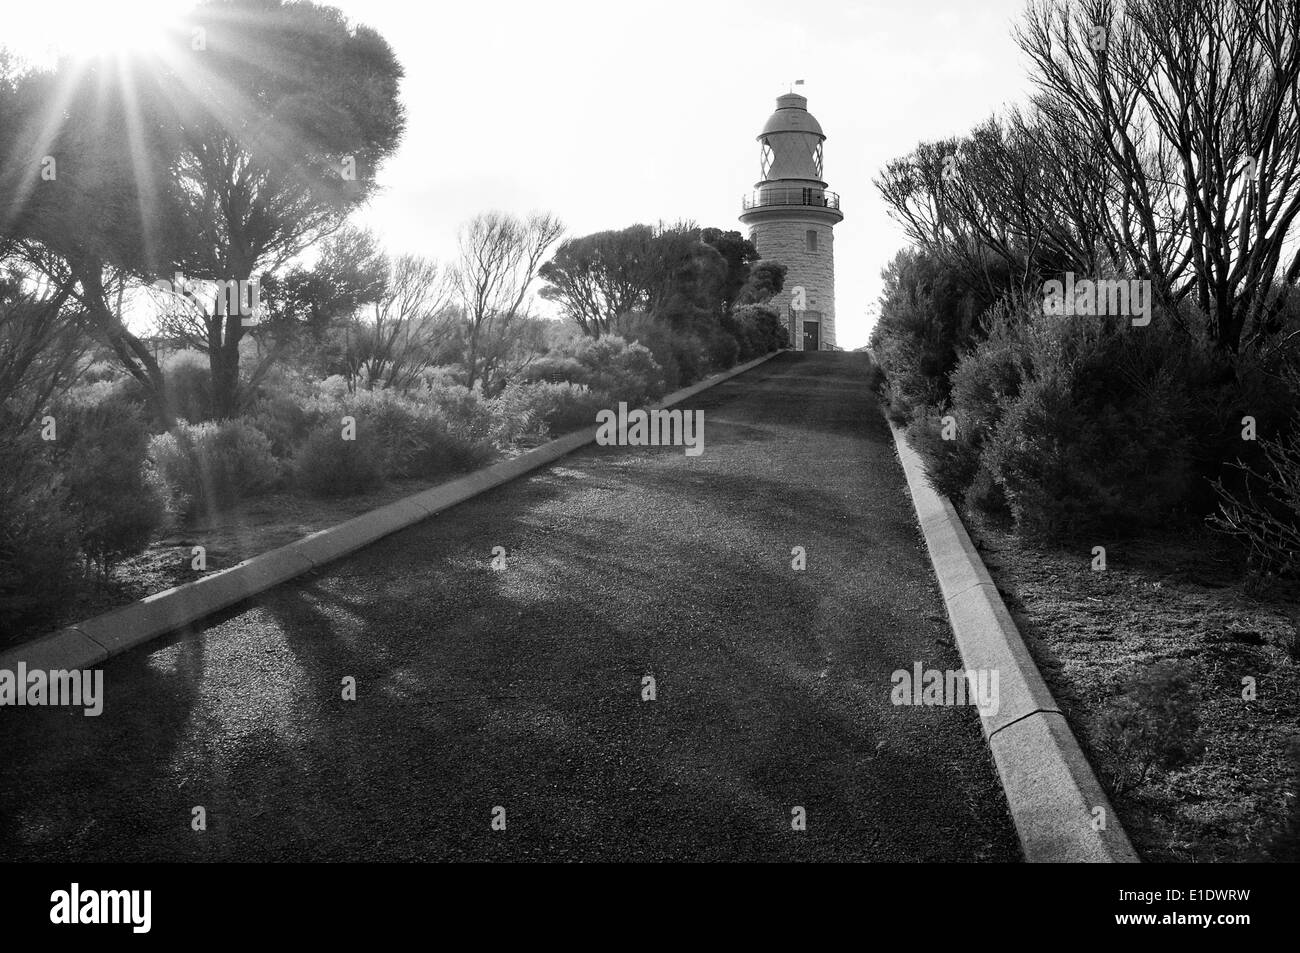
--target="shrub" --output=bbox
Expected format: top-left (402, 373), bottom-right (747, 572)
top-left (293, 424), bottom-right (385, 497)
top-left (518, 355), bottom-right (585, 386)
top-left (1211, 429), bottom-right (1300, 579)
top-left (53, 396), bottom-right (170, 575)
top-left (161, 349), bottom-right (212, 423)
top-left (246, 393), bottom-right (312, 459)
top-left (308, 389), bottom-right (494, 480)
top-left (150, 420), bottom-right (281, 519)
top-left (522, 334), bottom-right (667, 406)
top-left (488, 381), bottom-right (550, 445)
top-left (81, 360), bottom-right (119, 383)
top-left (731, 303), bottom-right (788, 360)
top-left (0, 434), bottom-right (80, 639)
top-left (422, 380), bottom-right (495, 442)
top-left (703, 324), bottom-right (740, 370)
top-left (908, 408), bottom-right (984, 503)
top-left (988, 368), bottom-right (1193, 536)
top-left (862, 352), bottom-right (886, 393)
top-left (1094, 660), bottom-right (1206, 796)
top-left (619, 312), bottom-right (710, 389)
top-left (490, 381), bottom-right (603, 444)
top-left (418, 365), bottom-right (468, 390)
top-left (869, 246), bottom-right (999, 420)
top-left (336, 390), bottom-right (423, 476)
top-left (63, 378), bottom-right (129, 410)
top-left (909, 301), bottom-right (1026, 506)
top-left (913, 299), bottom-right (1227, 538)
top-left (991, 314), bottom-right (1212, 537)
top-left (578, 336), bottom-right (665, 405)
top-left (316, 374), bottom-right (350, 399)
top-left (410, 411), bottom-right (494, 474)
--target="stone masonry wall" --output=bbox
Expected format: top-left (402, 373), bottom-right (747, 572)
top-left (748, 217), bottom-right (836, 349)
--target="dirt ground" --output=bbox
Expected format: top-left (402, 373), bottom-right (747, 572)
top-left (967, 514), bottom-right (1300, 862)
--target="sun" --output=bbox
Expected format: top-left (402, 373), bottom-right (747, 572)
top-left (4, 0), bottom-right (194, 65)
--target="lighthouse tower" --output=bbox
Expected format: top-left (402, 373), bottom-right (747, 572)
top-left (739, 92), bottom-right (843, 351)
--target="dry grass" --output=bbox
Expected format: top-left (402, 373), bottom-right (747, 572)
top-left (969, 515), bottom-right (1300, 862)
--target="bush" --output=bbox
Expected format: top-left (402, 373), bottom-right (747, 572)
top-left (422, 380), bottom-right (495, 442)
top-left (292, 424), bottom-right (385, 497)
top-left (576, 336), bottom-right (666, 405)
top-left (1209, 360), bottom-right (1300, 580)
top-left (1094, 660), bottom-right (1206, 796)
top-left (150, 419), bottom-right (281, 519)
top-left (0, 433), bottom-right (80, 638)
top-left (63, 377), bottom-right (130, 410)
top-left (703, 324), bottom-right (740, 370)
top-left (52, 396), bottom-right (170, 575)
top-left (308, 389), bottom-right (494, 480)
top-left (246, 393), bottom-right (312, 459)
top-left (490, 381), bottom-right (604, 444)
top-left (161, 349), bottom-right (212, 423)
top-left (908, 408), bottom-right (984, 504)
top-left (82, 359), bottom-right (119, 383)
top-left (316, 374), bottom-right (351, 399)
top-left (619, 312), bottom-right (710, 389)
top-left (410, 411), bottom-right (494, 474)
top-left (1211, 429), bottom-right (1300, 579)
top-left (862, 351), bottom-right (886, 393)
top-left (869, 247), bottom-right (1000, 420)
top-left (910, 298), bottom-right (1237, 539)
top-left (731, 303), bottom-right (788, 360)
top-left (488, 381), bottom-right (550, 445)
top-left (334, 390), bottom-right (423, 476)
top-left (520, 334), bottom-right (667, 406)
top-left (908, 301), bottom-right (1026, 506)
top-left (519, 354), bottom-right (585, 386)
top-left (987, 315), bottom-right (1208, 537)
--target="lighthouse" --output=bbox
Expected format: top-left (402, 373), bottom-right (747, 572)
top-left (739, 92), bottom-right (843, 351)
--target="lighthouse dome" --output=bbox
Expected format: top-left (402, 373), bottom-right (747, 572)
top-left (759, 93), bottom-right (825, 139)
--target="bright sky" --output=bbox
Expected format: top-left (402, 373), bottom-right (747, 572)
top-left (3, 0), bottom-right (1036, 348)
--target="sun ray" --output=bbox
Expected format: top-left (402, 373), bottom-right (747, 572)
top-left (0, 58), bottom-right (89, 238)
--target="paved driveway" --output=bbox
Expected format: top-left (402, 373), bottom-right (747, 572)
top-left (0, 352), bottom-right (1020, 861)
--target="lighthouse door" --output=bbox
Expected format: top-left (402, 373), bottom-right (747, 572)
top-left (802, 320), bottom-right (821, 351)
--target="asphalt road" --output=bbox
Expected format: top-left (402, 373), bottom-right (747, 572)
top-left (0, 352), bottom-right (1020, 862)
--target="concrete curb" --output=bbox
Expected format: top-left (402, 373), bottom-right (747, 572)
top-left (887, 419), bottom-right (1138, 863)
top-left (0, 351), bottom-right (780, 674)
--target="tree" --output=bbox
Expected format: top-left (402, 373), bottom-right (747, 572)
top-left (539, 222), bottom-right (760, 337)
top-left (0, 0), bottom-right (407, 418)
top-left (0, 54), bottom-right (181, 424)
top-left (876, 0), bottom-right (1300, 355)
top-left (1015, 0), bottom-right (1300, 352)
top-left (215, 226), bottom-right (389, 401)
top-left (868, 246), bottom-right (992, 416)
top-left (0, 266), bottom-right (91, 436)
top-left (700, 227), bottom-right (761, 315)
top-left (261, 227), bottom-right (390, 337)
top-left (538, 224), bottom-right (657, 338)
top-left (341, 253), bottom-right (455, 392)
top-left (452, 211), bottom-right (563, 392)
top-left (736, 260), bottom-right (788, 306)
top-left (160, 0), bottom-right (406, 415)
